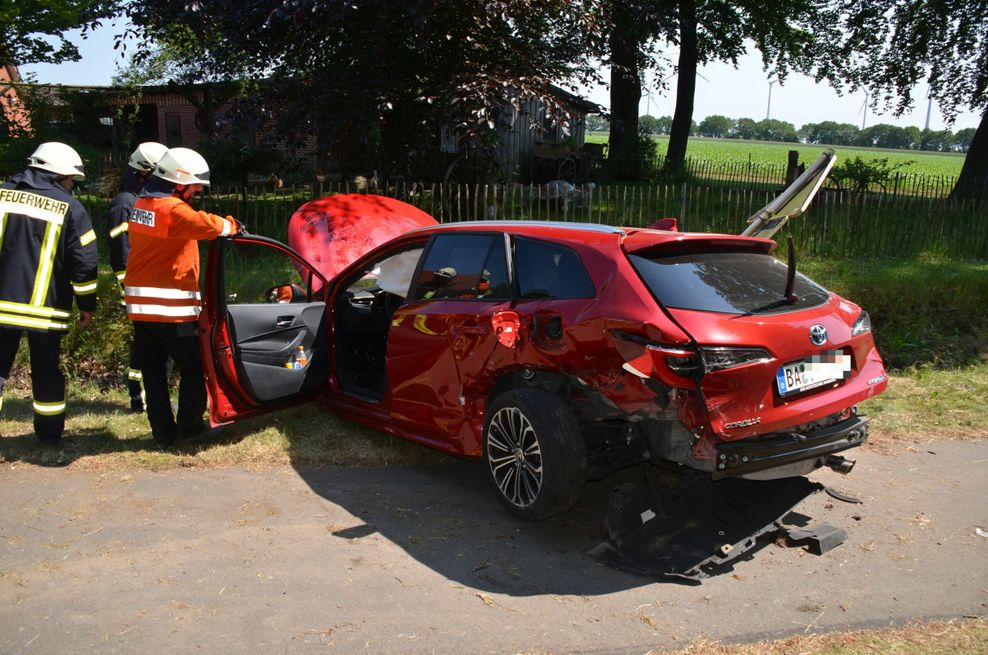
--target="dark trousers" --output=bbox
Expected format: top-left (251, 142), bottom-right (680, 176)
top-left (132, 320), bottom-right (206, 443)
top-left (0, 328), bottom-right (66, 444)
top-left (127, 339), bottom-right (143, 403)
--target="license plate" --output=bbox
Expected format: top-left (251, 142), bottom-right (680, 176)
top-left (776, 351), bottom-right (852, 396)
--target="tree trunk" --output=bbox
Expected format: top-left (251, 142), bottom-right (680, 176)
top-left (949, 109), bottom-right (988, 202)
top-left (662, 0), bottom-right (697, 176)
top-left (607, 7), bottom-right (642, 181)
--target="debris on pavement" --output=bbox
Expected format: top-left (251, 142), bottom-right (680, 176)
top-left (784, 524), bottom-right (849, 555)
top-left (589, 474), bottom-right (833, 583)
top-left (825, 486), bottom-right (863, 504)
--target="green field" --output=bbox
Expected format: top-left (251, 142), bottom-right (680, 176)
top-left (587, 133), bottom-right (966, 177)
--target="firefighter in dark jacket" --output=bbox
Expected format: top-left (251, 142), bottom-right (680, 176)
top-left (0, 142), bottom-right (98, 446)
top-left (106, 142), bottom-right (168, 412)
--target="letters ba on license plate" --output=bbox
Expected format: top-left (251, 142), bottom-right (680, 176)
top-left (776, 351), bottom-right (852, 396)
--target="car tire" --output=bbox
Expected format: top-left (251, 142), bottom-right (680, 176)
top-left (483, 388), bottom-right (588, 520)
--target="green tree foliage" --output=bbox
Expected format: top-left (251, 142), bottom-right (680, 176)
top-left (843, 0), bottom-right (987, 200)
top-left (638, 114), bottom-right (679, 136)
top-left (638, 114), bottom-right (661, 135)
top-left (799, 121), bottom-right (860, 146)
top-left (920, 129), bottom-right (956, 153)
top-left (0, 0), bottom-right (119, 65)
top-left (585, 113), bottom-right (610, 133)
top-left (697, 114), bottom-right (732, 137)
top-left (732, 117), bottom-right (758, 140)
top-left (753, 118), bottom-right (797, 142)
top-left (856, 123), bottom-right (917, 150)
top-left (655, 115), bottom-right (673, 135)
top-left (952, 128), bottom-right (976, 153)
top-left (126, 0), bottom-right (602, 179)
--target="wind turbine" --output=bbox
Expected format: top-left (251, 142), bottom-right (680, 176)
top-left (924, 88), bottom-right (933, 131)
top-left (858, 91), bottom-right (869, 130)
top-left (766, 79), bottom-right (777, 120)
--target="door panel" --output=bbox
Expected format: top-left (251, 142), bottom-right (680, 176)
top-left (386, 300), bottom-right (506, 444)
top-left (228, 302), bottom-right (328, 402)
top-left (201, 235), bottom-right (329, 425)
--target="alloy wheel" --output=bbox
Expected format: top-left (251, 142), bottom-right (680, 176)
top-left (486, 406), bottom-right (544, 508)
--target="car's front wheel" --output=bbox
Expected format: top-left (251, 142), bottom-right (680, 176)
top-left (483, 389), bottom-right (588, 520)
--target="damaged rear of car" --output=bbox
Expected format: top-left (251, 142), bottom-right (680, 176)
top-left (486, 226), bottom-right (887, 519)
top-left (618, 235), bottom-right (887, 481)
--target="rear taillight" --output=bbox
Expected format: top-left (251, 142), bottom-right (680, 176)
top-left (665, 351), bottom-right (701, 377)
top-left (851, 311), bottom-right (872, 336)
top-left (699, 347), bottom-right (773, 372)
top-left (617, 342), bottom-right (700, 388)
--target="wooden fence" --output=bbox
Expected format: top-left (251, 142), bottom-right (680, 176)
top-left (164, 180), bottom-right (988, 261)
top-left (682, 158), bottom-right (976, 199)
top-left (9, 149), bottom-right (975, 201)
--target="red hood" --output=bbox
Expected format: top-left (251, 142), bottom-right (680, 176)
top-left (287, 194), bottom-right (438, 285)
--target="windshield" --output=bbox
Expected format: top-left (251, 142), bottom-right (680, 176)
top-left (629, 251), bottom-right (830, 315)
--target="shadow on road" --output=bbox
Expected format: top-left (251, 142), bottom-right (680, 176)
top-left (285, 434), bottom-right (824, 595)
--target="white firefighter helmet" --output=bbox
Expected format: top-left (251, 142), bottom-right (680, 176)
top-left (153, 147), bottom-right (211, 186)
top-left (27, 142), bottom-right (85, 180)
top-left (128, 141), bottom-right (168, 173)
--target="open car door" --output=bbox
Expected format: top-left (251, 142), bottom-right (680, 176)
top-left (742, 149), bottom-right (836, 239)
top-left (201, 234), bottom-right (330, 426)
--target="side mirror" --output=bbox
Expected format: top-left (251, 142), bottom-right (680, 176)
top-left (266, 284), bottom-right (305, 304)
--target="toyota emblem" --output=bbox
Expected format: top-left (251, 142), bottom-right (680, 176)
top-left (809, 324), bottom-right (828, 346)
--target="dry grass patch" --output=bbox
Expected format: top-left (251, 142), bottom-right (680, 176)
top-left (0, 384), bottom-right (447, 472)
top-left (661, 617), bottom-right (987, 655)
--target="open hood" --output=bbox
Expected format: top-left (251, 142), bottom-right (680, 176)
top-left (741, 149), bottom-right (836, 240)
top-left (287, 194), bottom-right (438, 285)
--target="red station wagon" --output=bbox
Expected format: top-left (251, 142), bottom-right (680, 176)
top-left (200, 169), bottom-right (888, 521)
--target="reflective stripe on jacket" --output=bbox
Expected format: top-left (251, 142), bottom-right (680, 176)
top-left (0, 168), bottom-right (98, 332)
top-left (107, 168), bottom-right (144, 301)
top-left (125, 194), bottom-right (237, 323)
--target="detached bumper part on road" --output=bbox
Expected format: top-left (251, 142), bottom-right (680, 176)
top-left (713, 415), bottom-right (870, 480)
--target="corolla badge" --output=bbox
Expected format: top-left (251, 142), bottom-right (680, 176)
top-left (809, 324), bottom-right (828, 346)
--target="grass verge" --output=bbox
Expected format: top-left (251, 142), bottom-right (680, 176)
top-left (0, 363), bottom-right (984, 471)
top-left (0, 383), bottom-right (448, 471)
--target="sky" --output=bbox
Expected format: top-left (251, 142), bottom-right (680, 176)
top-left (20, 25), bottom-right (982, 133)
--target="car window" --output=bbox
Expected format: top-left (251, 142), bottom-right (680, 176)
top-left (412, 234), bottom-right (511, 301)
top-left (514, 237), bottom-right (594, 299)
top-left (628, 251), bottom-right (830, 315)
top-left (222, 240), bottom-right (313, 304)
top-left (346, 247), bottom-right (424, 299)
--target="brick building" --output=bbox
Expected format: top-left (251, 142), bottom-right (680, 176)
top-left (0, 64), bottom-right (32, 133)
top-left (10, 78), bottom-right (598, 183)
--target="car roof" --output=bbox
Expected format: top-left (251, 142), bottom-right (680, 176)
top-left (407, 221), bottom-right (626, 236)
top-left (406, 220), bottom-right (776, 253)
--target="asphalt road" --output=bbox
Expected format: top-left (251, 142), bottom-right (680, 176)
top-left (1, 440), bottom-right (985, 654)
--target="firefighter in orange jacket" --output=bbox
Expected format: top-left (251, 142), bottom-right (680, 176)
top-left (125, 147), bottom-right (239, 446)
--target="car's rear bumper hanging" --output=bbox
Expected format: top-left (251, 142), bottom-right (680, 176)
top-left (713, 415), bottom-right (870, 480)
